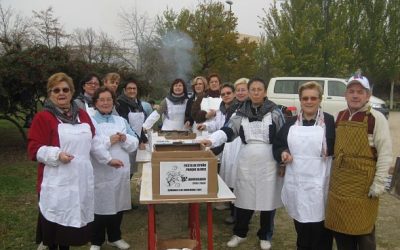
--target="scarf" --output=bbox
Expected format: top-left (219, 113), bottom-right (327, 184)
top-left (76, 93), bottom-right (94, 107)
top-left (117, 92), bottom-right (143, 112)
top-left (43, 99), bottom-right (79, 124)
top-left (236, 98), bottom-right (276, 121)
top-left (206, 89), bottom-right (221, 98)
top-left (166, 93), bottom-right (187, 104)
top-left (295, 108), bottom-right (327, 157)
top-left (221, 99), bottom-right (240, 125)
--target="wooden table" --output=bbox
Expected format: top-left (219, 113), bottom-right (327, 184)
top-left (139, 162), bottom-right (235, 250)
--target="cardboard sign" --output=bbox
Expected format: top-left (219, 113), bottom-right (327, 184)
top-left (160, 161), bottom-right (209, 195)
top-left (152, 149), bottom-right (218, 199)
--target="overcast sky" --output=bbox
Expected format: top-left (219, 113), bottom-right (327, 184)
top-left (2, 0), bottom-right (275, 40)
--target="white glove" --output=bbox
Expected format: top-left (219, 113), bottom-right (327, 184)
top-left (143, 110), bottom-right (160, 130)
top-left (368, 181), bottom-right (385, 198)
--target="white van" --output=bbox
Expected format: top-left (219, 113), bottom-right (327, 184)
top-left (266, 77), bottom-right (389, 118)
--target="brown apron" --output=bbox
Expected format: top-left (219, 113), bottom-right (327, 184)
top-left (325, 109), bottom-right (378, 235)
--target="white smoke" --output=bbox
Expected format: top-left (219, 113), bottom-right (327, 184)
top-left (160, 30), bottom-right (195, 84)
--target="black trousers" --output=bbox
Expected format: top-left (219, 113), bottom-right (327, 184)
top-left (233, 207), bottom-right (275, 240)
top-left (293, 220), bottom-right (333, 250)
top-left (229, 188), bottom-right (235, 217)
top-left (332, 227), bottom-right (376, 250)
top-left (91, 212), bottom-right (124, 246)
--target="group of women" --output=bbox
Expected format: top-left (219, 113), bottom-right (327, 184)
top-left (29, 71), bottom-right (334, 250)
top-left (28, 72), bottom-right (149, 250)
top-left (199, 78), bottom-right (334, 250)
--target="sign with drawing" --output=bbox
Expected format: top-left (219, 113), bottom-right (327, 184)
top-left (159, 161), bottom-right (209, 195)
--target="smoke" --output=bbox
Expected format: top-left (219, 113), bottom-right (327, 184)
top-left (160, 30), bottom-right (195, 85)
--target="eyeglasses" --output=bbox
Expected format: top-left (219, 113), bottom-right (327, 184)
top-left (126, 87), bottom-right (137, 91)
top-left (221, 92), bottom-right (233, 97)
top-left (301, 96), bottom-right (319, 101)
top-left (97, 98), bottom-right (113, 103)
top-left (51, 87), bottom-right (70, 94)
top-left (86, 81), bottom-right (99, 86)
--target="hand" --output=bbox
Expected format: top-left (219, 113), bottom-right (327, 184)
top-left (278, 163), bottom-right (286, 177)
top-left (59, 152), bottom-right (74, 164)
top-left (197, 124), bottom-right (206, 131)
top-left (108, 159), bottom-right (124, 168)
top-left (281, 151), bottom-right (293, 164)
top-left (368, 182), bottom-right (385, 198)
top-left (139, 142), bottom-right (146, 150)
top-left (199, 139), bottom-right (212, 147)
top-left (110, 134), bottom-right (120, 145)
top-left (117, 132), bottom-right (127, 142)
top-left (184, 121), bottom-right (191, 129)
top-left (206, 109), bottom-right (216, 119)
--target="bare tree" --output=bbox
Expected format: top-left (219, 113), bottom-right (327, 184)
top-left (71, 28), bottom-right (98, 63)
top-left (97, 31), bottom-right (121, 64)
top-left (32, 6), bottom-right (67, 48)
top-left (119, 7), bottom-right (157, 73)
top-left (0, 2), bottom-right (31, 53)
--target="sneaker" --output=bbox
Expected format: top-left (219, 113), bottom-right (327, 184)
top-left (260, 240), bottom-right (271, 250)
top-left (227, 235), bottom-right (247, 247)
top-left (37, 242), bottom-right (48, 250)
top-left (90, 245), bottom-right (101, 250)
top-left (224, 215), bottom-right (235, 224)
top-left (215, 202), bottom-right (230, 211)
top-left (107, 239), bottom-right (130, 249)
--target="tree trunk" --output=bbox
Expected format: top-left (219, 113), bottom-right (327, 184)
top-left (0, 115), bottom-right (27, 143)
top-left (390, 80), bottom-right (394, 110)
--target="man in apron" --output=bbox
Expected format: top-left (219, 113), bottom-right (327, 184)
top-left (325, 74), bottom-right (393, 250)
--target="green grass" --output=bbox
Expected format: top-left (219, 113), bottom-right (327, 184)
top-left (0, 162), bottom-right (38, 249)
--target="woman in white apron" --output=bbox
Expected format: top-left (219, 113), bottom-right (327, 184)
top-left (116, 79), bottom-right (148, 178)
top-left (273, 81), bottom-right (335, 250)
top-left (198, 81), bottom-right (246, 221)
top-left (74, 73), bottom-right (101, 117)
top-left (90, 87), bottom-right (139, 250)
top-left (220, 78), bottom-right (249, 224)
top-left (143, 78), bottom-right (190, 131)
top-left (28, 73), bottom-right (117, 250)
top-left (191, 73), bottom-right (222, 124)
top-left (201, 78), bottom-right (285, 250)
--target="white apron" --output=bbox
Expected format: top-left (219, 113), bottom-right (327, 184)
top-left (84, 102), bottom-right (96, 117)
top-left (162, 99), bottom-right (187, 131)
top-left (220, 137), bottom-right (242, 188)
top-left (282, 124), bottom-right (332, 223)
top-left (91, 117), bottom-right (131, 214)
top-left (234, 115), bottom-right (283, 211)
top-left (128, 111), bottom-right (145, 136)
top-left (39, 122), bottom-right (94, 228)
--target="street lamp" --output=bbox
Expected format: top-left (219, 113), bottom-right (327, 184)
top-left (226, 0), bottom-right (233, 12)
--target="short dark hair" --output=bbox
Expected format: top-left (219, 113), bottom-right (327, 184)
top-left (248, 77), bottom-right (266, 90)
top-left (92, 86), bottom-right (116, 106)
top-left (169, 78), bottom-right (188, 97)
top-left (207, 73), bottom-right (222, 84)
top-left (221, 83), bottom-right (234, 93)
top-left (123, 78), bottom-right (139, 89)
top-left (79, 73), bottom-right (101, 93)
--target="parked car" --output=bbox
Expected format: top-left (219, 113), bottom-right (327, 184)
top-left (267, 77), bottom-right (389, 118)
